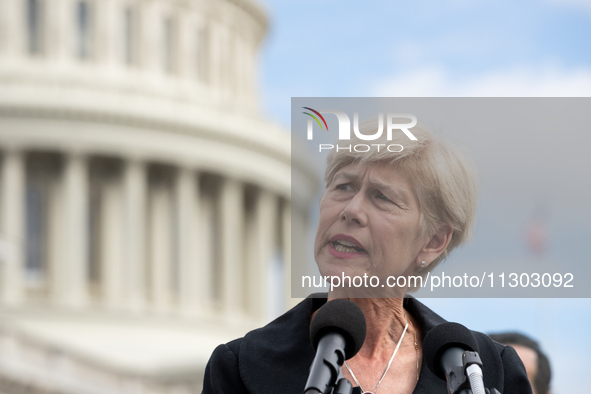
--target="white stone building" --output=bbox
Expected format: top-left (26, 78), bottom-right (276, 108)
top-left (0, 0), bottom-right (316, 393)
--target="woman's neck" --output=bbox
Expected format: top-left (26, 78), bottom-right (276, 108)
top-left (328, 296), bottom-right (409, 359)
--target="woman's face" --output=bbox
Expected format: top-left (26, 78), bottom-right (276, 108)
top-left (315, 161), bottom-right (427, 283)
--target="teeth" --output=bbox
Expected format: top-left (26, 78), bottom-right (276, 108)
top-left (334, 244), bottom-right (357, 253)
top-left (337, 240), bottom-right (357, 247)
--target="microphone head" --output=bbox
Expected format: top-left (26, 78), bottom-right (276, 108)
top-left (310, 299), bottom-right (366, 360)
top-left (423, 322), bottom-right (479, 380)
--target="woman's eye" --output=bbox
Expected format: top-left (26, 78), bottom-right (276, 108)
top-left (376, 192), bottom-right (391, 202)
top-left (336, 183), bottom-right (352, 191)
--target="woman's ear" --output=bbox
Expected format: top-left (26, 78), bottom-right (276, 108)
top-left (419, 224), bottom-right (453, 268)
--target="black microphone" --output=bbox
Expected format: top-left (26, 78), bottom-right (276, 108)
top-left (304, 299), bottom-right (366, 394)
top-left (424, 322), bottom-right (486, 394)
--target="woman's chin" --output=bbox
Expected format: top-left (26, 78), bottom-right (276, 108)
top-left (317, 258), bottom-right (367, 278)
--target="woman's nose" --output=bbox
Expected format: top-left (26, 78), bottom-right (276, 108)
top-left (339, 192), bottom-right (368, 226)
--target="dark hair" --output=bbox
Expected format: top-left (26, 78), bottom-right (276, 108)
top-left (488, 332), bottom-right (551, 394)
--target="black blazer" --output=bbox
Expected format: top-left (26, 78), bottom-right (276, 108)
top-left (203, 295), bottom-right (532, 394)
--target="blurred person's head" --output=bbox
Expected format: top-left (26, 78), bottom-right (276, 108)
top-left (323, 119), bottom-right (478, 290)
top-left (489, 332), bottom-right (552, 394)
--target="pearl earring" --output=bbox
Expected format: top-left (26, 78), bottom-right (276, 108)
top-left (421, 260), bottom-right (425, 268)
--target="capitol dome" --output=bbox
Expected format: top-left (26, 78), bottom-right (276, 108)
top-left (0, 0), bottom-right (316, 392)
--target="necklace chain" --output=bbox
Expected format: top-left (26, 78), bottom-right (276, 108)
top-left (408, 316), bottom-right (419, 381)
top-left (344, 313), bottom-right (409, 394)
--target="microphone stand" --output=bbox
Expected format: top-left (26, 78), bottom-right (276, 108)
top-left (304, 332), bottom-right (355, 394)
top-left (445, 351), bottom-right (501, 394)
top-left (332, 376), bottom-right (353, 394)
top-left (304, 361), bottom-right (355, 394)
top-left (316, 352), bottom-right (503, 394)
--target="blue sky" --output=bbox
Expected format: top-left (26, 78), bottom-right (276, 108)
top-left (257, 1), bottom-right (591, 392)
top-left (258, 0), bottom-right (591, 126)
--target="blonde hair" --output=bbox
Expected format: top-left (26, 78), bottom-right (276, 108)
top-left (324, 118), bottom-right (479, 272)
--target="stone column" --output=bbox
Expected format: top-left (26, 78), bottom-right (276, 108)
top-left (196, 20), bottom-right (210, 86)
top-left (225, 28), bottom-right (235, 94)
top-left (282, 200), bottom-right (294, 309)
top-left (286, 202), bottom-right (308, 310)
top-left (100, 178), bottom-right (124, 309)
top-left (51, 0), bottom-right (75, 63)
top-left (140, 1), bottom-right (160, 73)
top-left (235, 35), bottom-right (247, 103)
top-left (247, 190), bottom-right (277, 319)
top-left (1, 0), bottom-right (23, 58)
top-left (177, 12), bottom-right (191, 80)
top-left (208, 22), bottom-right (221, 93)
top-left (222, 26), bottom-right (233, 93)
top-left (123, 160), bottom-right (147, 312)
top-left (245, 35), bottom-right (258, 110)
top-left (61, 154), bottom-right (89, 307)
top-left (199, 191), bottom-right (214, 311)
top-left (48, 167), bottom-right (65, 304)
top-left (0, 151), bottom-right (25, 305)
top-left (219, 177), bottom-right (243, 315)
top-left (148, 181), bottom-right (172, 311)
top-left (175, 168), bottom-right (202, 315)
top-left (96, 0), bottom-right (118, 67)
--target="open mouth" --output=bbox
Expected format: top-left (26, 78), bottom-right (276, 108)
top-left (331, 240), bottom-right (366, 253)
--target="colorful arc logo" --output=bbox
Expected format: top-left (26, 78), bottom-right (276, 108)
top-left (302, 107), bottom-right (329, 131)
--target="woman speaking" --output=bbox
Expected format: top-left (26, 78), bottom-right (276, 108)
top-left (202, 120), bottom-right (532, 394)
